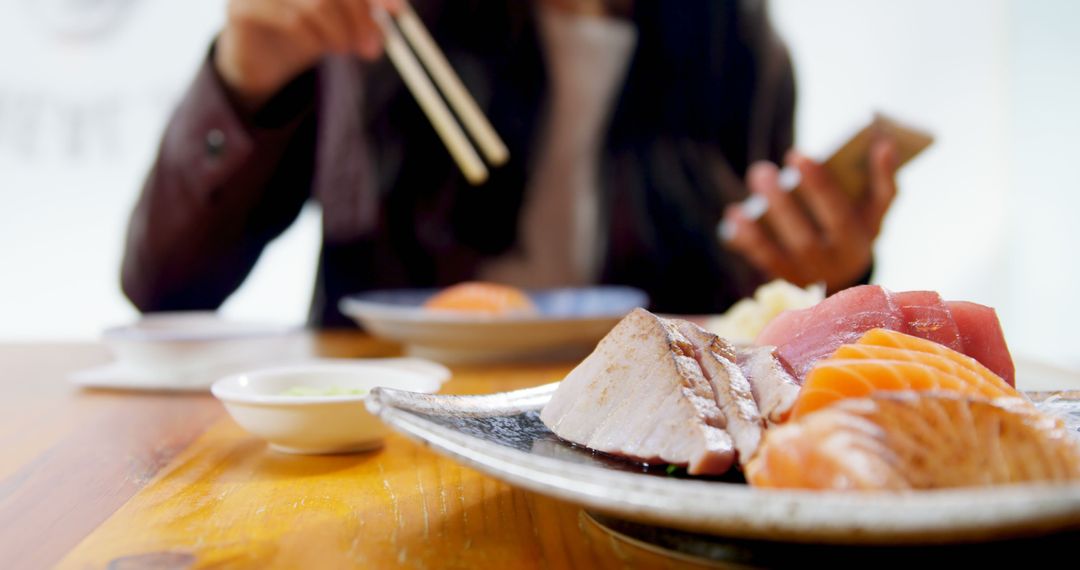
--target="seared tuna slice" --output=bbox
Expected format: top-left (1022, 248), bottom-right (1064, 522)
top-left (736, 346), bottom-right (801, 427)
top-left (671, 319), bottom-right (764, 465)
top-left (540, 309), bottom-right (736, 475)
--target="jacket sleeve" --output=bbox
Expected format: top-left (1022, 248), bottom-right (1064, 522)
top-left (121, 48), bottom-right (319, 312)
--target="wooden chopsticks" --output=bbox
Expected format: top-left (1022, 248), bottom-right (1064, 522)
top-left (371, 2), bottom-right (509, 185)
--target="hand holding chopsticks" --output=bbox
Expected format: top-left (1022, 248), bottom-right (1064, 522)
top-left (371, 2), bottom-right (509, 184)
top-left (215, 0), bottom-right (507, 184)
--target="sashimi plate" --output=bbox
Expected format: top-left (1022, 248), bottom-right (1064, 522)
top-left (367, 383), bottom-right (1080, 545)
top-left (340, 286), bottom-right (648, 364)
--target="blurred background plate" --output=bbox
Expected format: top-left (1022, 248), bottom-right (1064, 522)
top-left (339, 286), bottom-right (648, 364)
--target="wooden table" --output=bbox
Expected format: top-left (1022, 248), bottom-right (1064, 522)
top-left (5, 333), bottom-right (1078, 569)
top-left (1, 332), bottom-right (723, 569)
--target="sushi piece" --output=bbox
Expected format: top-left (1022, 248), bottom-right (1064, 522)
top-left (754, 285), bottom-right (1016, 386)
top-left (849, 328), bottom-right (1013, 388)
top-left (755, 285), bottom-right (904, 381)
top-left (892, 290), bottom-right (963, 352)
top-left (423, 282), bottom-right (538, 316)
top-left (790, 329), bottom-right (1025, 421)
top-left (746, 391), bottom-right (1080, 490)
top-left (676, 320), bottom-right (765, 464)
top-left (791, 353), bottom-right (1023, 421)
top-left (949, 300), bottom-right (1016, 386)
top-left (736, 346), bottom-right (801, 427)
top-left (540, 309), bottom-right (736, 475)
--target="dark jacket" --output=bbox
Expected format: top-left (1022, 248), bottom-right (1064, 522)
top-left (122, 0), bottom-right (796, 327)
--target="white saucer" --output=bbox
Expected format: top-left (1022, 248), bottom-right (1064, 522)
top-left (69, 361), bottom-right (213, 392)
top-left (70, 311), bottom-right (311, 391)
top-left (69, 356), bottom-right (450, 393)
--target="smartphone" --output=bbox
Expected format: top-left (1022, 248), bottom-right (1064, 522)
top-left (823, 113), bottom-right (934, 201)
top-left (729, 113), bottom-right (934, 230)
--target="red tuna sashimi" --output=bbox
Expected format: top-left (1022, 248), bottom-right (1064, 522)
top-left (893, 291), bottom-right (963, 352)
top-left (755, 285), bottom-right (905, 382)
top-left (948, 300), bottom-right (1015, 386)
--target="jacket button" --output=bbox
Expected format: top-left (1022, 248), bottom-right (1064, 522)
top-left (205, 128), bottom-right (227, 158)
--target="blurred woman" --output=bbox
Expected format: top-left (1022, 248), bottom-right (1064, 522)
top-left (122, 0), bottom-right (896, 326)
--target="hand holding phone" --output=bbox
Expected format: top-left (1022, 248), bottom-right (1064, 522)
top-left (719, 112), bottom-right (933, 292)
top-left (723, 112), bottom-right (933, 225)
top-left (823, 113), bottom-right (933, 201)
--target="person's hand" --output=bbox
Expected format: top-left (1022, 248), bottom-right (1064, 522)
top-left (721, 139), bottom-right (899, 293)
top-left (215, 0), bottom-right (402, 112)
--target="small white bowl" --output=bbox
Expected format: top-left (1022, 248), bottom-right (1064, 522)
top-left (211, 360), bottom-right (447, 454)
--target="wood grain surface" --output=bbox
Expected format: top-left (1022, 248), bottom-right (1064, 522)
top-left (0, 344), bottom-right (221, 570)
top-left (6, 334), bottom-right (1077, 569)
top-left (0, 334), bottom-right (712, 569)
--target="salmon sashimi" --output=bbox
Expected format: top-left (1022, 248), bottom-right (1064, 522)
top-left (837, 328), bottom-right (1017, 393)
top-left (791, 356), bottom-right (1023, 421)
top-left (949, 300), bottom-right (1016, 386)
top-left (852, 328), bottom-right (1014, 387)
top-left (753, 285), bottom-right (1016, 386)
top-left (746, 392), bottom-right (1080, 490)
top-left (892, 290), bottom-right (963, 352)
top-left (756, 285), bottom-right (905, 382)
top-left (423, 282), bottom-right (538, 316)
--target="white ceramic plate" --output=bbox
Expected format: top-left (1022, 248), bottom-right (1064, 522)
top-left (71, 312), bottom-right (309, 391)
top-left (339, 286), bottom-right (648, 364)
top-left (213, 358), bottom-right (449, 454)
top-left (366, 383), bottom-right (1080, 545)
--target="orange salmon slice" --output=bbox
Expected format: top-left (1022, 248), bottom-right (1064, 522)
top-left (856, 328), bottom-right (1011, 384)
top-left (746, 392), bottom-right (1080, 490)
top-left (789, 329), bottom-right (1024, 421)
top-left (423, 282), bottom-right (538, 316)
top-left (832, 344), bottom-right (1019, 399)
top-left (792, 359), bottom-right (1021, 420)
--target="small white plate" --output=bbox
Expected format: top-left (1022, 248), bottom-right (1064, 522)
top-left (102, 311), bottom-right (304, 374)
top-left (70, 362), bottom-right (215, 392)
top-left (212, 359), bottom-right (448, 454)
top-left (71, 312), bottom-right (309, 391)
top-left (339, 286), bottom-right (648, 364)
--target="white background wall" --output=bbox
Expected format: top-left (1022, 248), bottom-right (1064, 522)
top-left (1, 1), bottom-right (1077, 368)
top-left (772, 0), bottom-right (1080, 368)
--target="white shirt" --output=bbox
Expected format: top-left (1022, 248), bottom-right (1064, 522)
top-left (480, 6), bottom-right (637, 287)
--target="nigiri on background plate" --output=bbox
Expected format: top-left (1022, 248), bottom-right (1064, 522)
top-left (339, 285), bottom-right (648, 364)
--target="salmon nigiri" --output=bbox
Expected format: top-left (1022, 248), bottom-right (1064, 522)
top-left (423, 282), bottom-right (538, 316)
top-left (789, 329), bottom-right (1024, 420)
top-left (746, 392), bottom-right (1080, 490)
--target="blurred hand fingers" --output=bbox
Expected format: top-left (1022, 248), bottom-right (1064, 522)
top-left (229, 0), bottom-right (308, 35)
top-left (748, 161), bottom-right (825, 269)
top-left (864, 138), bottom-right (899, 237)
top-left (374, 0), bottom-right (404, 13)
top-left (339, 0), bottom-right (385, 59)
top-left (722, 205), bottom-right (804, 284)
top-left (788, 151), bottom-right (858, 245)
top-left (288, 0), bottom-right (352, 54)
